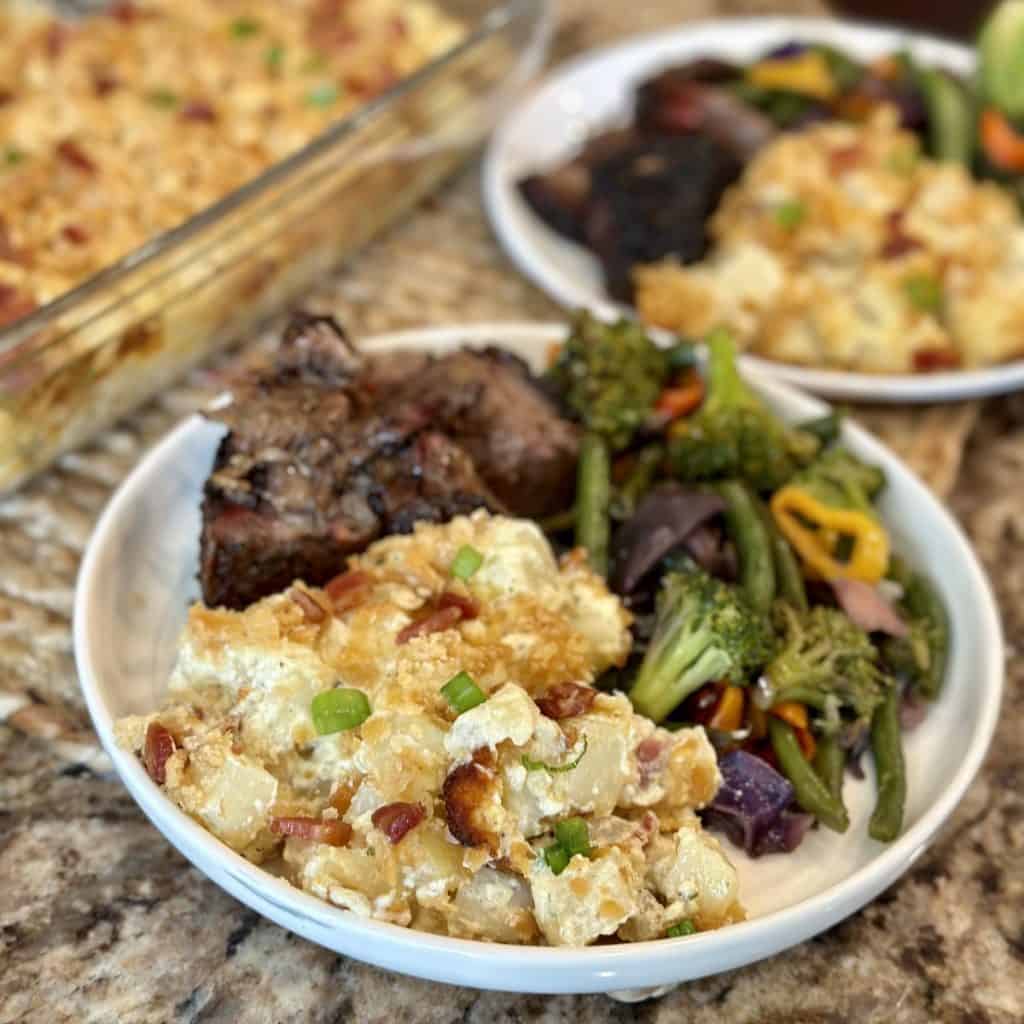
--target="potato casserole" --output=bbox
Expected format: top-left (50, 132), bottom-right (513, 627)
top-left (636, 109), bottom-right (1024, 374)
top-left (116, 511), bottom-right (744, 946)
top-left (0, 0), bottom-right (464, 323)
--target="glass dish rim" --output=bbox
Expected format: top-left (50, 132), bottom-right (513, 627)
top-left (0, 0), bottom-right (542, 357)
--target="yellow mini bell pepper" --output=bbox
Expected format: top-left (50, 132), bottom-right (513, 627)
top-left (747, 51), bottom-right (837, 102)
top-left (770, 485), bottom-right (889, 583)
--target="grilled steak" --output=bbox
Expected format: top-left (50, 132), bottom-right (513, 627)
top-left (385, 347), bottom-right (579, 519)
top-left (199, 316), bottom-right (578, 609)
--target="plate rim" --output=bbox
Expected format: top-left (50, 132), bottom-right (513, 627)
top-left (481, 16), bottom-right (1024, 403)
top-left (73, 322), bottom-right (1004, 993)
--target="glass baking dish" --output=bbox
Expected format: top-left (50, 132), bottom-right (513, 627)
top-left (0, 0), bottom-right (551, 493)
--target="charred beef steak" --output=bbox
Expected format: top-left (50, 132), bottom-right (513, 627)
top-left (199, 315), bottom-right (578, 609)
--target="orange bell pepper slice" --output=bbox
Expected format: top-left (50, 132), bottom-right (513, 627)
top-left (708, 684), bottom-right (745, 732)
top-left (770, 701), bottom-right (809, 731)
top-left (655, 371), bottom-right (705, 420)
top-left (980, 107), bottom-right (1024, 174)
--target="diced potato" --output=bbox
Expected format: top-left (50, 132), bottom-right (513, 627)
top-left (528, 846), bottom-right (644, 947)
top-left (451, 867), bottom-right (538, 944)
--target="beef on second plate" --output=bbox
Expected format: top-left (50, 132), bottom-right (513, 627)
top-left (200, 315), bottom-right (579, 609)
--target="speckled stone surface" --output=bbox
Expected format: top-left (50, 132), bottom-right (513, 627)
top-left (1, 2), bottom-right (1022, 1022)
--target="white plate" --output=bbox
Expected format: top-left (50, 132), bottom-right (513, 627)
top-left (74, 324), bottom-right (1003, 995)
top-left (483, 17), bottom-right (1024, 403)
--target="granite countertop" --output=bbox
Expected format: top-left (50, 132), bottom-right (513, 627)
top-left (1, 2), bottom-right (1022, 1021)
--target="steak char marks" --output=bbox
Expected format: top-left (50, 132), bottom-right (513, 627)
top-left (200, 315), bottom-right (578, 609)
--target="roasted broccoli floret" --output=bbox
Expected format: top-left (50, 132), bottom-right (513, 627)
top-left (668, 327), bottom-right (819, 491)
top-left (766, 603), bottom-right (893, 727)
top-left (628, 568), bottom-right (775, 723)
top-left (546, 311), bottom-right (671, 451)
top-left (790, 445), bottom-right (886, 512)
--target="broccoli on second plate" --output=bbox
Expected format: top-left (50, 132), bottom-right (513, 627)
top-left (628, 567), bottom-right (774, 723)
top-left (766, 603), bottom-right (893, 727)
top-left (668, 327), bottom-right (820, 491)
top-left (546, 310), bottom-right (671, 452)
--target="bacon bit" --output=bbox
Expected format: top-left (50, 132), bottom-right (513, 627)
top-left (143, 722), bottom-right (176, 785)
top-left (57, 140), bottom-right (96, 174)
top-left (829, 144), bottom-right (862, 175)
top-left (536, 682), bottom-right (597, 720)
top-left (108, 1), bottom-right (141, 23)
top-left (325, 569), bottom-right (371, 613)
top-left (181, 100), bottom-right (217, 123)
top-left (0, 284), bottom-right (37, 328)
top-left (635, 810), bottom-right (660, 845)
top-left (390, 15), bottom-right (407, 38)
top-left (62, 223), bottom-right (89, 245)
top-left (371, 802), bottom-right (425, 844)
top-left (396, 604), bottom-right (462, 644)
top-left (45, 22), bottom-right (71, 59)
top-left (93, 72), bottom-right (120, 97)
top-left (636, 736), bottom-right (667, 763)
top-left (881, 211), bottom-right (921, 260)
top-left (289, 587), bottom-right (326, 624)
top-left (438, 590), bottom-right (479, 621)
top-left (913, 348), bottom-right (961, 372)
top-left (0, 222), bottom-right (26, 265)
top-left (270, 816), bottom-right (352, 847)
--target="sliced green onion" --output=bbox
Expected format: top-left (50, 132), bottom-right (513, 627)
top-left (666, 919), bottom-right (697, 938)
top-left (265, 43), bottom-right (285, 71)
top-left (230, 16), bottom-right (262, 38)
top-left (311, 688), bottom-right (371, 734)
top-left (4, 146), bottom-right (25, 166)
top-left (887, 144), bottom-right (918, 175)
top-left (450, 544), bottom-right (483, 581)
top-left (553, 817), bottom-right (590, 859)
top-left (301, 53), bottom-right (328, 74)
top-left (774, 199), bottom-right (806, 229)
top-left (522, 734), bottom-right (588, 773)
top-left (440, 671), bottom-right (486, 714)
top-left (306, 83), bottom-right (339, 108)
top-left (543, 843), bottom-right (571, 875)
top-left (146, 89), bottom-right (179, 109)
top-left (904, 273), bottom-right (943, 314)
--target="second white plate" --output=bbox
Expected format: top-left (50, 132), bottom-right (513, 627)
top-left (483, 16), bottom-right (1024, 402)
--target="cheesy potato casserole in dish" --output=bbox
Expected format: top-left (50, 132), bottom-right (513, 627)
top-left (116, 511), bottom-right (743, 946)
top-left (635, 109), bottom-right (1024, 374)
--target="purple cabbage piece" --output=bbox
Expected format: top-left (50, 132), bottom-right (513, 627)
top-left (701, 749), bottom-right (812, 857)
top-left (610, 483), bottom-right (725, 594)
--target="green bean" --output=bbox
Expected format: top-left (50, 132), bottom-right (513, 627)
top-left (539, 507), bottom-right (576, 534)
top-left (769, 718), bottom-right (850, 833)
top-left (798, 411), bottom-right (843, 448)
top-left (868, 687), bottom-right (906, 842)
top-left (754, 494), bottom-right (807, 612)
top-left (576, 433), bottom-right (611, 576)
top-left (714, 480), bottom-right (776, 614)
top-left (612, 443), bottom-right (665, 520)
top-left (813, 733), bottom-right (847, 804)
top-left (891, 557), bottom-right (950, 699)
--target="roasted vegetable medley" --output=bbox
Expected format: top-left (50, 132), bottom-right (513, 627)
top-left (544, 313), bottom-right (951, 853)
